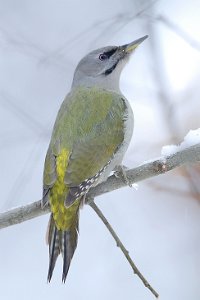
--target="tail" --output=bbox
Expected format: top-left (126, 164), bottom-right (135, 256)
top-left (47, 214), bottom-right (79, 282)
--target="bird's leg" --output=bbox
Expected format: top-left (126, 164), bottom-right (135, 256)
top-left (113, 165), bottom-right (132, 187)
top-left (41, 189), bottom-right (50, 208)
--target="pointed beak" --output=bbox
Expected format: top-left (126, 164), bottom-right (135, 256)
top-left (123, 35), bottom-right (148, 53)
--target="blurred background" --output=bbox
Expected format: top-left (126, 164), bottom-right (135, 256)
top-left (0, 0), bottom-right (200, 299)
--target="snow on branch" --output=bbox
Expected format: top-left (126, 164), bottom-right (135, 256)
top-left (0, 142), bottom-right (200, 230)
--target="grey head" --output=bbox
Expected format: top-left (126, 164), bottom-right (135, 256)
top-left (72, 35), bottom-right (148, 92)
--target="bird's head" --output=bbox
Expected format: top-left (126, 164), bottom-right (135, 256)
top-left (72, 35), bottom-right (148, 92)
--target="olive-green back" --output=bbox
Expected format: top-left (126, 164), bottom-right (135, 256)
top-left (44, 86), bottom-right (127, 189)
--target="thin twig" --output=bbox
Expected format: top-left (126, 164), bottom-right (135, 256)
top-left (0, 142), bottom-right (200, 229)
top-left (89, 200), bottom-right (159, 298)
top-left (0, 143), bottom-right (199, 298)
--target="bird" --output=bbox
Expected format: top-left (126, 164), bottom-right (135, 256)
top-left (42, 35), bottom-right (148, 282)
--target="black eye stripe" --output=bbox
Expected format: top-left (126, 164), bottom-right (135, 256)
top-left (104, 47), bottom-right (117, 58)
top-left (99, 47), bottom-right (118, 61)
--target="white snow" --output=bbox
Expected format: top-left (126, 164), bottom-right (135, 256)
top-left (161, 128), bottom-right (200, 156)
top-left (131, 183), bottom-right (139, 190)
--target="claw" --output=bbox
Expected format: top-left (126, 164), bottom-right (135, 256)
top-left (113, 165), bottom-right (132, 187)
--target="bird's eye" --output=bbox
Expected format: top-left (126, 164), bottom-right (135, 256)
top-left (99, 53), bottom-right (108, 61)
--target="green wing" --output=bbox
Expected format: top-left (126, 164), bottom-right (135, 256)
top-left (44, 87), bottom-right (126, 206)
top-left (64, 111), bottom-right (125, 185)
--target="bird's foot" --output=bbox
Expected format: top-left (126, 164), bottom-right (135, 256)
top-left (113, 165), bottom-right (132, 187)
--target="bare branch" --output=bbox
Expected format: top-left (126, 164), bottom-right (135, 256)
top-left (0, 143), bottom-right (199, 298)
top-left (146, 14), bottom-right (200, 202)
top-left (0, 201), bottom-right (49, 229)
top-left (90, 200), bottom-right (159, 298)
top-left (0, 142), bottom-right (200, 230)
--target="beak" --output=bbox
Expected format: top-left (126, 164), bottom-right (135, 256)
top-left (122, 35), bottom-right (148, 53)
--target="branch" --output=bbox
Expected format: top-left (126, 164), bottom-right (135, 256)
top-left (1, 143), bottom-right (199, 298)
top-left (0, 143), bottom-right (200, 230)
top-left (90, 201), bottom-right (159, 298)
top-left (146, 14), bottom-right (200, 201)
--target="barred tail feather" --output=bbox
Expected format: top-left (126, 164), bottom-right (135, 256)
top-left (62, 218), bottom-right (79, 282)
top-left (47, 215), bottom-right (60, 282)
top-left (47, 214), bottom-right (79, 282)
